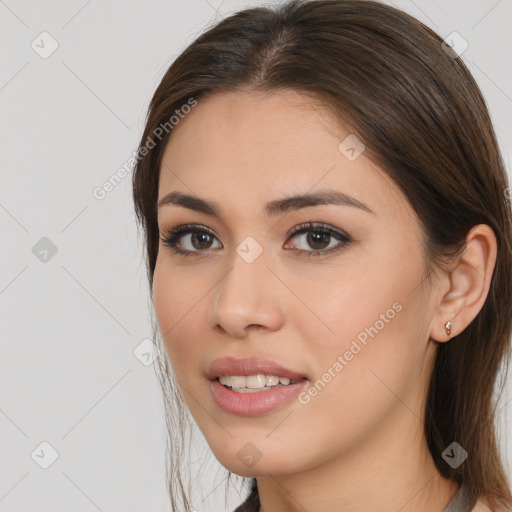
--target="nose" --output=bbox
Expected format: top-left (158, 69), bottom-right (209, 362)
top-left (206, 247), bottom-right (285, 338)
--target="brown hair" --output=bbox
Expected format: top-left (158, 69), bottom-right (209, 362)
top-left (131, 1), bottom-right (512, 510)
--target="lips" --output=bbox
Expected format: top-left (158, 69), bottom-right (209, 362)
top-left (206, 356), bottom-right (309, 382)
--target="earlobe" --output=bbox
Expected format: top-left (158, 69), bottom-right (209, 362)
top-left (444, 320), bottom-right (453, 337)
top-left (429, 224), bottom-right (497, 343)
top-left (431, 318), bottom-right (456, 343)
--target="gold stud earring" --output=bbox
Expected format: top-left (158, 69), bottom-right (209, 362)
top-left (444, 320), bottom-right (453, 336)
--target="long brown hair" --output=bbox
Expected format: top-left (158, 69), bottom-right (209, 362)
top-left (132, 1), bottom-right (512, 510)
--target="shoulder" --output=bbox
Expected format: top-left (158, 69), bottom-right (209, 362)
top-left (471, 497), bottom-right (492, 512)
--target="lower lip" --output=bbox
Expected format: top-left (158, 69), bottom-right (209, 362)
top-left (209, 378), bottom-right (309, 416)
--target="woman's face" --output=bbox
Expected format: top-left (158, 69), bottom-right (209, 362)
top-left (153, 90), bottom-right (442, 477)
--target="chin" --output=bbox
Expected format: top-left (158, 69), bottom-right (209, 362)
top-left (211, 447), bottom-right (299, 478)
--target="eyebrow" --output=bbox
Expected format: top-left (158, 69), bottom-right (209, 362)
top-left (157, 189), bottom-right (375, 216)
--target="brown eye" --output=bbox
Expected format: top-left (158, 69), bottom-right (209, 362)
top-left (160, 224), bottom-right (222, 255)
top-left (189, 232), bottom-right (215, 250)
top-left (304, 231), bottom-right (331, 250)
top-left (285, 221), bottom-right (353, 257)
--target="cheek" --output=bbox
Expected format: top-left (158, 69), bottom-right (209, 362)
top-left (287, 260), bottom-right (398, 353)
top-left (314, 233), bottom-right (425, 355)
top-left (296, 247), bottom-right (424, 397)
top-left (152, 261), bottom-right (177, 338)
top-left (303, 284), bottom-right (410, 398)
top-left (152, 261), bottom-right (205, 373)
top-left (288, 305), bottom-right (417, 464)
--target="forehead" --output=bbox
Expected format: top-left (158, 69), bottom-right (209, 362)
top-left (161, 90), bottom-right (341, 174)
top-left (157, 90), bottom-right (406, 221)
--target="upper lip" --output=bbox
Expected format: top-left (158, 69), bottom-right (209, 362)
top-left (207, 356), bottom-right (308, 381)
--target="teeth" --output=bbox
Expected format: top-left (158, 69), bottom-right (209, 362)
top-left (266, 375), bottom-right (280, 386)
top-left (219, 374), bottom-right (299, 390)
top-left (246, 374), bottom-right (266, 388)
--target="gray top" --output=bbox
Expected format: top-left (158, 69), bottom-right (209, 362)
top-left (442, 482), bottom-right (474, 512)
top-left (234, 479), bottom-right (475, 512)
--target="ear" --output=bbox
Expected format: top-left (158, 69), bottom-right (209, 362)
top-left (430, 224), bottom-right (497, 342)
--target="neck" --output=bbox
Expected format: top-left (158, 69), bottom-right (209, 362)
top-left (256, 406), bottom-right (459, 512)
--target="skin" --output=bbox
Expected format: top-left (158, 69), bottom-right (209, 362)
top-left (152, 90), bottom-right (496, 512)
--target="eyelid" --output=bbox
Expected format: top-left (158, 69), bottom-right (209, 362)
top-left (286, 221), bottom-right (350, 240)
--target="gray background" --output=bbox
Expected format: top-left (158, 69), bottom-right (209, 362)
top-left (1, 1), bottom-right (510, 511)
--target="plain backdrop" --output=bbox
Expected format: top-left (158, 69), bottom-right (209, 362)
top-left (1, 1), bottom-right (511, 511)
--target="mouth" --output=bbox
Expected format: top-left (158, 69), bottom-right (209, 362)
top-left (207, 356), bottom-right (310, 416)
top-left (207, 355), bottom-right (309, 382)
top-left (209, 376), bottom-right (309, 416)
top-left (217, 374), bottom-right (307, 393)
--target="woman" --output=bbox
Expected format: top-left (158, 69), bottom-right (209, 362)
top-left (132, 1), bottom-right (512, 510)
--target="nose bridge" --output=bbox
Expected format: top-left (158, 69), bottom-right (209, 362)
top-left (207, 240), bottom-right (284, 335)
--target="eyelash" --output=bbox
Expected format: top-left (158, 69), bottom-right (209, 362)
top-left (159, 221), bottom-right (353, 259)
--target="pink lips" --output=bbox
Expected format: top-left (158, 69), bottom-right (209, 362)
top-left (207, 356), bottom-right (309, 416)
top-left (207, 356), bottom-right (308, 382)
